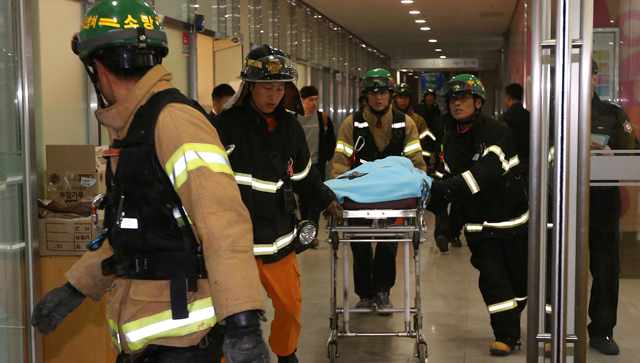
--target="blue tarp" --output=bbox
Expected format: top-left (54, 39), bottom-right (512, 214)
top-left (325, 156), bottom-right (432, 204)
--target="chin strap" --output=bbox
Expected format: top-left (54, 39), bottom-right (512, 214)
top-left (84, 62), bottom-right (108, 109)
top-left (250, 96), bottom-right (275, 119)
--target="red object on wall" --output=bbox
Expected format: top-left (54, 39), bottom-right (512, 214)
top-left (182, 33), bottom-right (189, 55)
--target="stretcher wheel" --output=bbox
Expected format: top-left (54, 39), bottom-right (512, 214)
top-left (417, 342), bottom-right (428, 362)
top-left (331, 231), bottom-right (340, 251)
top-left (328, 342), bottom-right (339, 362)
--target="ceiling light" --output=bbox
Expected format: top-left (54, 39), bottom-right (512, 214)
top-left (401, 0), bottom-right (414, 3)
top-left (420, 27), bottom-right (431, 31)
top-left (440, 56), bottom-right (446, 59)
top-left (429, 39), bottom-right (437, 43)
top-left (400, 69), bottom-right (408, 72)
top-left (409, 10), bottom-right (420, 15)
top-left (435, 48), bottom-right (442, 51)
top-left (415, 20), bottom-right (426, 23)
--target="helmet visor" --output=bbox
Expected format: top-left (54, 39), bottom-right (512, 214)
top-left (442, 80), bottom-right (474, 99)
top-left (363, 76), bottom-right (393, 90)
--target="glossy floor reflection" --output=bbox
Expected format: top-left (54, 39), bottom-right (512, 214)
top-left (260, 212), bottom-right (640, 362)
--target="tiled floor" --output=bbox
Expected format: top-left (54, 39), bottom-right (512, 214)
top-left (261, 213), bottom-right (640, 362)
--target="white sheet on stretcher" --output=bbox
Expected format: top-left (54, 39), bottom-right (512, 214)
top-left (325, 156), bottom-right (432, 204)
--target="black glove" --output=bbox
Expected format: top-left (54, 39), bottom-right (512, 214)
top-left (426, 179), bottom-right (449, 213)
top-left (32, 282), bottom-right (86, 335)
top-left (222, 310), bottom-right (270, 363)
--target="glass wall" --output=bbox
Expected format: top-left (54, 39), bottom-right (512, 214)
top-left (0, 0), bottom-right (31, 362)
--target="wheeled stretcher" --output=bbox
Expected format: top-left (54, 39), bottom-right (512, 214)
top-left (325, 196), bottom-right (429, 362)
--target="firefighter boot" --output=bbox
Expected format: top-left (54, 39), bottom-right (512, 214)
top-left (277, 350), bottom-right (299, 363)
top-left (489, 339), bottom-right (519, 356)
top-left (374, 292), bottom-right (393, 316)
top-left (435, 235), bottom-right (449, 252)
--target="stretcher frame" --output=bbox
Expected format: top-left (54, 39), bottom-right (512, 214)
top-left (325, 198), bottom-right (428, 362)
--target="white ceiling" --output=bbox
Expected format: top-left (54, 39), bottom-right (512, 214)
top-left (303, 0), bottom-right (519, 71)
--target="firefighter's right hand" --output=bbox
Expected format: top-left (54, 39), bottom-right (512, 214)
top-left (223, 310), bottom-right (270, 363)
top-left (31, 282), bottom-right (86, 335)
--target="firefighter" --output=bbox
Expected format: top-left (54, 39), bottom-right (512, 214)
top-left (212, 44), bottom-right (343, 363)
top-left (393, 83), bottom-right (437, 168)
top-left (428, 74), bottom-right (528, 356)
top-left (413, 88), bottom-right (443, 131)
top-left (586, 59), bottom-right (639, 355)
top-left (331, 68), bottom-right (426, 312)
top-left (30, 1), bottom-right (268, 362)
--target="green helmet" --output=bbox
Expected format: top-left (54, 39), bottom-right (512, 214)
top-left (72, 0), bottom-right (168, 65)
top-left (361, 68), bottom-right (395, 93)
top-left (238, 44), bottom-right (297, 82)
top-left (442, 74), bottom-right (486, 102)
top-left (422, 89), bottom-right (436, 98)
top-left (395, 83), bottom-right (411, 97)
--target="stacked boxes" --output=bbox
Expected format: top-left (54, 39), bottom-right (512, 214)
top-left (40, 145), bottom-right (108, 256)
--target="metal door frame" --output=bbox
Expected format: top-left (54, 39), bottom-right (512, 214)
top-left (528, 0), bottom-right (593, 362)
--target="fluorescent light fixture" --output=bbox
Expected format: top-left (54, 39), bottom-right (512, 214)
top-left (420, 27), bottom-right (431, 31)
top-left (409, 10), bottom-right (420, 14)
top-left (415, 19), bottom-right (426, 23)
top-left (440, 56), bottom-right (446, 59)
top-left (400, 69), bottom-right (408, 72)
top-left (435, 48), bottom-right (442, 51)
top-left (401, 0), bottom-right (414, 3)
top-left (429, 39), bottom-right (437, 43)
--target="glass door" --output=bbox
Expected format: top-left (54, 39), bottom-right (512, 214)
top-left (0, 0), bottom-right (37, 362)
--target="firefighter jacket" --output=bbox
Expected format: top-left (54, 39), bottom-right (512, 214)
top-left (65, 65), bottom-right (264, 355)
top-left (436, 112), bottom-right (529, 239)
top-left (332, 106), bottom-right (427, 178)
top-left (590, 93), bottom-right (639, 216)
top-left (413, 103), bottom-right (444, 130)
top-left (212, 101), bottom-right (336, 264)
top-left (408, 109), bottom-right (437, 163)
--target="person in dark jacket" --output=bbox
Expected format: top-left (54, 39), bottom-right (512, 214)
top-left (413, 88), bottom-right (443, 131)
top-left (429, 74), bottom-right (529, 356)
top-left (210, 83), bottom-right (235, 117)
top-left (585, 59), bottom-right (639, 356)
top-left (298, 85), bottom-right (336, 247)
top-left (500, 83), bottom-right (531, 193)
top-left (213, 45), bottom-right (343, 363)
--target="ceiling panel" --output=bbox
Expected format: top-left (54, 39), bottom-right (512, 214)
top-left (303, 0), bottom-right (519, 71)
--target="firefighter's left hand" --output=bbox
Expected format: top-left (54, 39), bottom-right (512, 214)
top-left (426, 180), bottom-right (448, 213)
top-left (322, 200), bottom-right (344, 224)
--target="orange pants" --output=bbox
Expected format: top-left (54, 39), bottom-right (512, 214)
top-left (256, 252), bottom-right (302, 357)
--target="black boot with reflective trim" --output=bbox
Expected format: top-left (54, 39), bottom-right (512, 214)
top-left (589, 336), bottom-right (620, 355)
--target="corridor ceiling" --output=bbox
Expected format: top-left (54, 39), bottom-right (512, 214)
top-left (303, 0), bottom-right (519, 71)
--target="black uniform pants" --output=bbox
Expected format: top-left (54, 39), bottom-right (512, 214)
top-left (467, 234), bottom-right (528, 345)
top-left (115, 328), bottom-right (224, 363)
top-left (351, 240), bottom-right (399, 298)
top-left (433, 202), bottom-right (463, 240)
top-left (587, 212), bottom-right (620, 337)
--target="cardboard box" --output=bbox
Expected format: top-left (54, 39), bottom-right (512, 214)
top-left (45, 145), bottom-right (108, 202)
top-left (39, 217), bottom-right (102, 256)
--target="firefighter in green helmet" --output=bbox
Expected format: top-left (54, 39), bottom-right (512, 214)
top-left (392, 83), bottom-right (437, 168)
top-left (31, 1), bottom-right (269, 362)
top-left (428, 74), bottom-right (529, 356)
top-left (331, 68), bottom-right (426, 313)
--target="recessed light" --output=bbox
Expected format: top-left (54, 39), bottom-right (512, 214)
top-left (429, 39), bottom-right (437, 43)
top-left (401, 0), bottom-right (414, 3)
top-left (415, 20), bottom-right (426, 23)
top-left (400, 69), bottom-right (408, 72)
top-left (440, 56), bottom-right (446, 59)
top-left (409, 10), bottom-right (420, 14)
top-left (435, 48), bottom-right (442, 51)
top-left (420, 27), bottom-right (431, 31)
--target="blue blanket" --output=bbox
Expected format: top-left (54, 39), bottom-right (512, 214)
top-left (325, 156), bottom-right (432, 204)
